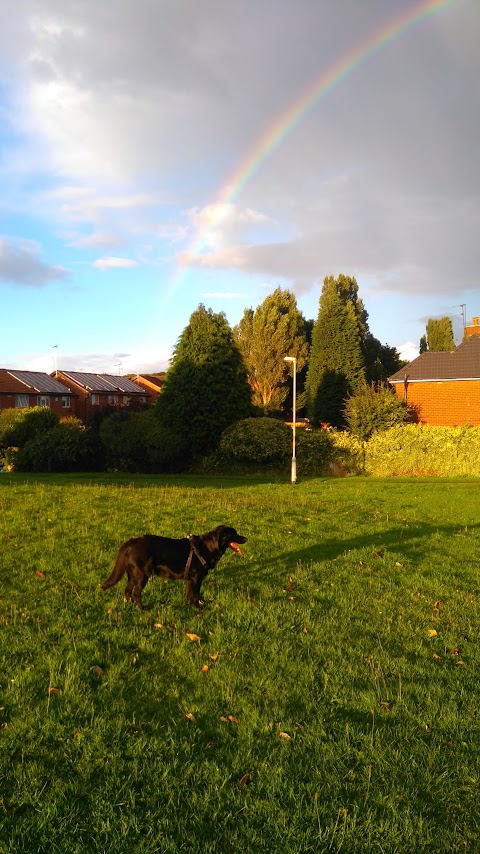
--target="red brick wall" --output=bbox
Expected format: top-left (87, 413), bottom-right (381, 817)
top-left (0, 393), bottom-right (76, 417)
top-left (392, 380), bottom-right (480, 426)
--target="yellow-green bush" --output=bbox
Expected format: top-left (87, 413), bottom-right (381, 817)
top-left (331, 424), bottom-right (480, 477)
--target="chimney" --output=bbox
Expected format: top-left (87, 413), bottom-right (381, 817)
top-left (473, 317), bottom-right (479, 326)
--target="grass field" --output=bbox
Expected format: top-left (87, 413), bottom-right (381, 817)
top-left (1, 472), bottom-right (479, 852)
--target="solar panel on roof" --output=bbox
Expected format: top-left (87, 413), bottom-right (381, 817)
top-left (101, 375), bottom-right (146, 393)
top-left (8, 370), bottom-right (73, 395)
top-left (59, 372), bottom-right (118, 392)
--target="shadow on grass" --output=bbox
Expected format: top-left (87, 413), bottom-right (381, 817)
top-left (221, 520), bottom-right (480, 584)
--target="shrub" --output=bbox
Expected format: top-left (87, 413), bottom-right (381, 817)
top-left (344, 382), bottom-right (409, 441)
top-left (295, 430), bottom-right (335, 475)
top-left (219, 417), bottom-right (292, 465)
top-left (15, 423), bottom-right (96, 472)
top-left (363, 424), bottom-right (480, 477)
top-left (99, 410), bottom-right (184, 472)
top-left (0, 406), bottom-right (59, 447)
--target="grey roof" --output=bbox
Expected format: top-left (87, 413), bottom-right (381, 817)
top-left (389, 335), bottom-right (480, 382)
top-left (101, 374), bottom-right (147, 393)
top-left (7, 370), bottom-right (75, 395)
top-left (57, 371), bottom-right (146, 393)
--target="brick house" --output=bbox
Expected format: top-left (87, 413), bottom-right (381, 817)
top-left (53, 371), bottom-right (149, 422)
top-left (128, 373), bottom-right (165, 402)
top-left (0, 369), bottom-right (77, 416)
top-left (389, 334), bottom-right (480, 426)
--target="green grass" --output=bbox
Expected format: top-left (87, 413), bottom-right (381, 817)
top-left (1, 472), bottom-right (479, 852)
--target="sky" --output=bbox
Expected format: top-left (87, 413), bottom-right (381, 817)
top-left (1, 0), bottom-right (479, 375)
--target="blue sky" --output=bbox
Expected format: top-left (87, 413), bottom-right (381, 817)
top-left (1, 0), bottom-right (478, 375)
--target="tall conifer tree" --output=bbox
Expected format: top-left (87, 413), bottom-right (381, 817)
top-left (155, 304), bottom-right (252, 459)
top-left (306, 276), bottom-right (365, 427)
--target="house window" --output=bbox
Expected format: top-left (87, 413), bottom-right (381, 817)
top-left (15, 394), bottom-right (29, 409)
top-left (91, 394), bottom-right (100, 405)
top-left (61, 396), bottom-right (71, 409)
top-left (37, 395), bottom-right (50, 408)
top-left (108, 395), bottom-right (118, 405)
top-left (123, 395), bottom-right (130, 405)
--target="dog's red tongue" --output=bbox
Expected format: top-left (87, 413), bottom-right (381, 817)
top-left (229, 542), bottom-right (243, 556)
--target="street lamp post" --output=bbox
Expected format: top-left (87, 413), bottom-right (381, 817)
top-left (284, 356), bottom-right (297, 483)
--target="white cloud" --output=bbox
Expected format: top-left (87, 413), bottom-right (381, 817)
top-left (397, 342), bottom-right (420, 363)
top-left (93, 256), bottom-right (138, 271)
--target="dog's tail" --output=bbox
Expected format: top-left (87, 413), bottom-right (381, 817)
top-left (101, 546), bottom-right (127, 590)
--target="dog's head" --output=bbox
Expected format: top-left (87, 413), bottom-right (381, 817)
top-left (209, 525), bottom-right (247, 557)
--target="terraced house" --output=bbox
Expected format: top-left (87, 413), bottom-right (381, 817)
top-left (52, 371), bottom-right (149, 422)
top-left (0, 370), bottom-right (76, 416)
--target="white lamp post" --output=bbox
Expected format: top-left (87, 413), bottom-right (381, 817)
top-left (284, 356), bottom-right (297, 483)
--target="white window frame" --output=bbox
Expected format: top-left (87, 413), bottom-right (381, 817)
top-left (37, 395), bottom-right (50, 408)
top-left (91, 394), bottom-right (100, 405)
top-left (108, 394), bottom-right (118, 406)
top-left (15, 394), bottom-right (29, 409)
top-left (61, 396), bottom-right (71, 409)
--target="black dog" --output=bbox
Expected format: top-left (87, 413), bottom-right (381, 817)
top-left (101, 525), bottom-right (247, 608)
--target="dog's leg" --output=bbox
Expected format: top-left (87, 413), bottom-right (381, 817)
top-left (124, 571), bottom-right (134, 603)
top-left (132, 573), bottom-right (149, 610)
top-left (185, 574), bottom-right (202, 607)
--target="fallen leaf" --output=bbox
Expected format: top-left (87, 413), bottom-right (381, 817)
top-left (428, 629), bottom-right (438, 638)
top-left (205, 741), bottom-right (215, 749)
top-left (208, 652), bottom-right (220, 661)
top-left (455, 660), bottom-right (464, 665)
top-left (185, 632), bottom-right (202, 643)
top-left (432, 653), bottom-right (442, 661)
top-left (185, 712), bottom-right (197, 722)
top-left (379, 700), bottom-right (393, 712)
top-left (449, 647), bottom-right (460, 655)
top-left (395, 561), bottom-right (403, 567)
top-left (279, 731), bottom-right (292, 740)
top-left (90, 665), bottom-right (105, 677)
top-left (201, 664), bottom-right (209, 673)
top-left (35, 570), bottom-right (45, 578)
top-left (372, 551), bottom-right (382, 559)
top-left (154, 622), bottom-right (163, 629)
top-left (228, 714), bottom-right (240, 724)
top-left (48, 686), bottom-right (61, 696)
top-left (432, 599), bottom-right (443, 610)
top-left (237, 771), bottom-right (252, 787)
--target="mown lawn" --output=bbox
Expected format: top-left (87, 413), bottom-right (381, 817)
top-left (1, 473), bottom-right (479, 852)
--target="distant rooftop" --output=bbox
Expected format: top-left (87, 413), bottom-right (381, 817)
top-left (389, 335), bottom-right (480, 382)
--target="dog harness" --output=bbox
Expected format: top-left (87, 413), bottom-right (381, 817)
top-left (184, 536), bottom-right (208, 578)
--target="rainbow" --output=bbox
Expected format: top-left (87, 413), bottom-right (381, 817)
top-left (171, 0), bottom-right (460, 288)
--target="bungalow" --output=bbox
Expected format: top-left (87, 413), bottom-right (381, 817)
top-left (53, 371), bottom-right (149, 422)
top-left (0, 369), bottom-right (77, 416)
top-left (388, 334), bottom-right (480, 426)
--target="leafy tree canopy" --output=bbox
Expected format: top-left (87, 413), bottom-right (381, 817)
top-left (424, 317), bottom-right (455, 352)
top-left (233, 287), bottom-right (309, 413)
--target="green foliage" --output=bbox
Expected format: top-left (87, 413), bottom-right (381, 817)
top-left (425, 317), bottom-right (455, 351)
top-left (155, 304), bottom-right (253, 460)
top-left (233, 288), bottom-right (309, 413)
top-left (295, 429), bottom-right (335, 475)
top-left (99, 409), bottom-right (183, 472)
top-left (363, 424), bottom-right (480, 477)
top-left (306, 275), bottom-right (365, 428)
top-left (363, 333), bottom-right (404, 383)
top-left (0, 406), bottom-right (58, 447)
top-left (219, 417), bottom-right (292, 464)
top-left (344, 382), bottom-right (410, 441)
top-left (15, 422), bottom-right (96, 472)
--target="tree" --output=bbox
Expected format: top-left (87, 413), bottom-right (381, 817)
top-left (363, 333), bottom-right (404, 383)
top-left (154, 304), bottom-right (253, 461)
top-left (306, 275), bottom-right (365, 428)
top-left (233, 287), bottom-right (309, 413)
top-left (424, 317), bottom-right (455, 352)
